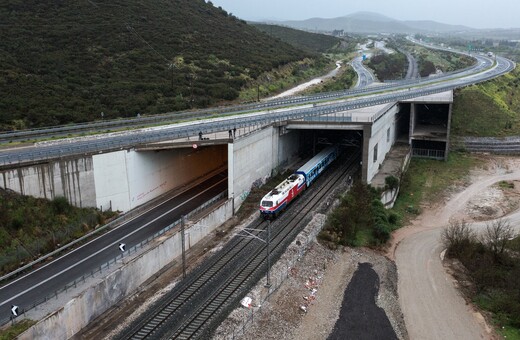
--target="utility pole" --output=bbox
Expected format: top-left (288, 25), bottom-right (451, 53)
top-left (181, 215), bottom-right (186, 278)
top-left (237, 222), bottom-right (272, 288)
top-left (265, 220), bottom-right (271, 288)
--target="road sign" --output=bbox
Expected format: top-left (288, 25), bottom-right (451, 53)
top-left (11, 305), bottom-right (18, 317)
top-left (119, 243), bottom-right (125, 252)
top-left (192, 143), bottom-right (198, 149)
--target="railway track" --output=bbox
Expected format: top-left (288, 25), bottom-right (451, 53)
top-left (115, 150), bottom-right (360, 339)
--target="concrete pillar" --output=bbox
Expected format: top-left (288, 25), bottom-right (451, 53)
top-left (409, 103), bottom-right (416, 145)
top-left (362, 125), bottom-right (371, 183)
top-left (445, 102), bottom-right (453, 161)
top-left (228, 142), bottom-right (235, 211)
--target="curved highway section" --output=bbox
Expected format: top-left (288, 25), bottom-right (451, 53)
top-left (0, 55), bottom-right (514, 168)
top-left (351, 55), bottom-right (376, 87)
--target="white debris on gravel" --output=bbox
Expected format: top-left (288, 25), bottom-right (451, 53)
top-left (212, 214), bottom-right (408, 340)
top-left (466, 186), bottom-right (504, 219)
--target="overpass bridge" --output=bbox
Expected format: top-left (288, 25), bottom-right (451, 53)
top-left (0, 52), bottom-right (514, 213)
top-left (0, 44), bottom-right (516, 337)
top-left (0, 88), bottom-right (457, 214)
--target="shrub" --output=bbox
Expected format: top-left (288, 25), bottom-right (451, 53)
top-left (372, 223), bottom-right (391, 244)
top-left (441, 219), bottom-right (476, 257)
top-left (52, 196), bottom-right (70, 215)
top-left (385, 175), bottom-right (399, 190)
top-left (387, 212), bottom-right (399, 225)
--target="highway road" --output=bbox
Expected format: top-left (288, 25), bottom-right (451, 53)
top-left (351, 55), bottom-right (376, 87)
top-left (0, 53), bottom-right (513, 169)
top-left (0, 171), bottom-right (227, 325)
top-left (0, 40), bottom-right (515, 330)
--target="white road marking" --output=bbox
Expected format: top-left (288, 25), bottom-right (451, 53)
top-left (0, 177), bottom-right (226, 308)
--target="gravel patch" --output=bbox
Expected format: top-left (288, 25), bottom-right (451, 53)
top-left (212, 216), bottom-right (408, 340)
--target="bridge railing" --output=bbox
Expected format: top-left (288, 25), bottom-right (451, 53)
top-left (412, 148), bottom-right (446, 160)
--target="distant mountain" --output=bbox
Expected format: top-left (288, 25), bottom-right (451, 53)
top-left (252, 24), bottom-right (342, 53)
top-left (403, 20), bottom-right (470, 33)
top-left (271, 11), bottom-right (474, 34)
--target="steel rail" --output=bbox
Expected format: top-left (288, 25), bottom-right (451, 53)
top-left (116, 151), bottom-right (359, 339)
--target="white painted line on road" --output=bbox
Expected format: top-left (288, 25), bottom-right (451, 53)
top-left (0, 177), bottom-right (226, 308)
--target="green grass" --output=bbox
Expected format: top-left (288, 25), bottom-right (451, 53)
top-left (392, 152), bottom-right (480, 223)
top-left (0, 320), bottom-right (36, 340)
top-left (351, 228), bottom-right (373, 247)
top-left (303, 56), bottom-right (357, 94)
top-left (238, 58), bottom-right (335, 102)
top-left (452, 67), bottom-right (520, 137)
top-left (499, 325), bottom-right (520, 340)
top-left (0, 190), bottom-right (118, 275)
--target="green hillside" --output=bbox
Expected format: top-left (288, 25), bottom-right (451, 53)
top-left (0, 0), bottom-right (323, 130)
top-left (0, 189), bottom-right (116, 275)
top-left (252, 24), bottom-right (345, 53)
top-left (452, 67), bottom-right (520, 136)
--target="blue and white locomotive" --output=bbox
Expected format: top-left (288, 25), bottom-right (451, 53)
top-left (259, 145), bottom-right (339, 218)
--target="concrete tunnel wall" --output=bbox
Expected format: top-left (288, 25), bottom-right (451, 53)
top-left (0, 157), bottom-right (97, 208)
top-left (229, 126), bottom-right (300, 211)
top-left (366, 105), bottom-right (399, 183)
top-left (94, 146), bottom-right (227, 212)
top-left (18, 200), bottom-right (234, 340)
top-left (0, 145), bottom-right (227, 213)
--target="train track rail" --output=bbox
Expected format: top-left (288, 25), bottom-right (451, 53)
top-left (115, 150), bottom-right (360, 339)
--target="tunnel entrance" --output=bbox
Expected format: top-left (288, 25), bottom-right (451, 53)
top-left (396, 103), bottom-right (411, 142)
top-left (410, 102), bottom-right (451, 160)
top-left (122, 144), bottom-right (228, 211)
top-left (296, 129), bottom-right (363, 164)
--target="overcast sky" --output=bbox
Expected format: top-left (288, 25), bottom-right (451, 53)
top-left (209, 0), bottom-right (519, 29)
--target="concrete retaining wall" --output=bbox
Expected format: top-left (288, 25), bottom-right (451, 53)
top-left (18, 200), bottom-right (233, 340)
top-left (0, 157), bottom-right (96, 208)
top-left (380, 150), bottom-right (411, 209)
top-left (367, 105), bottom-right (399, 183)
top-left (273, 130), bottom-right (300, 171)
top-left (229, 127), bottom-right (301, 212)
top-left (229, 127), bottom-right (275, 209)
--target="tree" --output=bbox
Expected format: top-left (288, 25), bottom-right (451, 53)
top-left (480, 218), bottom-right (516, 261)
top-left (441, 218), bottom-right (476, 257)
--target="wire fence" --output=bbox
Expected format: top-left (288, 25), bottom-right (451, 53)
top-left (217, 216), bottom-right (324, 340)
top-left (412, 148), bottom-right (446, 160)
top-left (3, 191), bottom-right (228, 327)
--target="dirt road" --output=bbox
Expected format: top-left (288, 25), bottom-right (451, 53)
top-left (393, 157), bottom-right (520, 340)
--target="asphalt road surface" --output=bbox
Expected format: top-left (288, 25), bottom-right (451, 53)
top-left (0, 171), bottom-right (227, 323)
